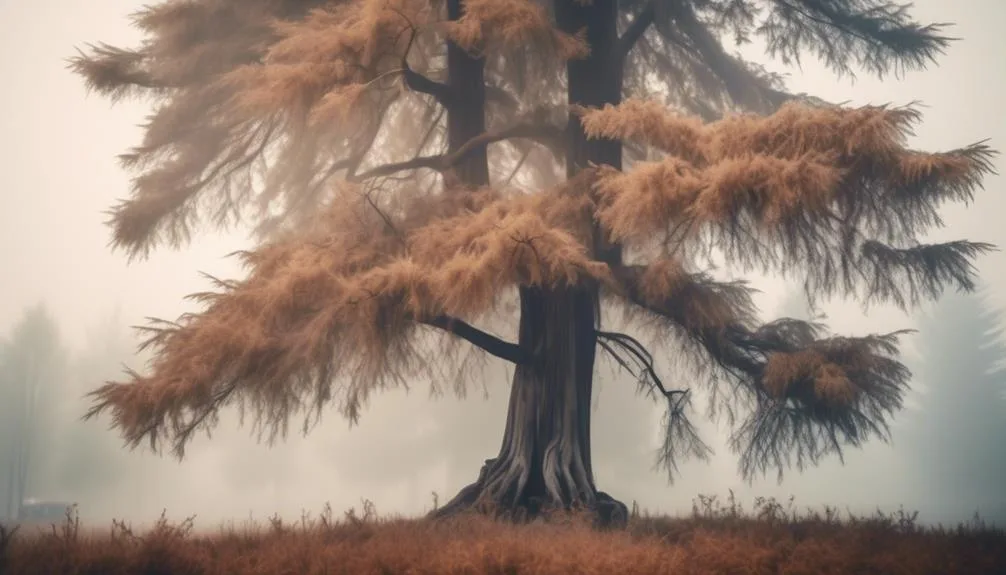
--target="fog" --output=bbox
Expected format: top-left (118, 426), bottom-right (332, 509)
top-left (1, 0), bottom-right (1004, 531)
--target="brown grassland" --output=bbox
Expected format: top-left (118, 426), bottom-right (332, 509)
top-left (2, 493), bottom-right (1003, 575)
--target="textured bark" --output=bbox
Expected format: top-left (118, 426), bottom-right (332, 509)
top-left (430, 0), bottom-right (629, 529)
top-left (432, 288), bottom-right (627, 527)
top-left (445, 0), bottom-right (489, 186)
top-left (559, 0), bottom-right (624, 267)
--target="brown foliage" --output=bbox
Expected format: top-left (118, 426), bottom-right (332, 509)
top-left (84, 98), bottom-right (994, 464)
top-left (73, 0), bottom-right (996, 480)
top-left (585, 101), bottom-right (995, 306)
top-left (70, 0), bottom-right (441, 257)
top-left (444, 0), bottom-right (588, 60)
top-left (86, 176), bottom-right (615, 455)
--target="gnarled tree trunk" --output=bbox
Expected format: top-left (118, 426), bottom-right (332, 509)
top-left (433, 286), bottom-right (626, 526)
top-left (431, 0), bottom-right (629, 528)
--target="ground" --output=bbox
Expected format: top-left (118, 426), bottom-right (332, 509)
top-left (2, 493), bottom-right (1004, 574)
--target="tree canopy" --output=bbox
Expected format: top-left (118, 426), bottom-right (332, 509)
top-left (72, 0), bottom-right (996, 498)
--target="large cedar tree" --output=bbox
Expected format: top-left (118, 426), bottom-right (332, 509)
top-left (72, 0), bottom-right (996, 526)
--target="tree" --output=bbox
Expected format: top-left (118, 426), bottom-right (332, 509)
top-left (71, 0), bottom-right (996, 526)
top-left (0, 304), bottom-right (66, 520)
top-left (897, 289), bottom-right (1006, 524)
top-left (48, 307), bottom-right (150, 500)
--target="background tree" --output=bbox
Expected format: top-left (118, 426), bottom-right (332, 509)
top-left (45, 307), bottom-right (151, 502)
top-left (897, 288), bottom-right (1006, 525)
top-left (0, 304), bottom-right (66, 520)
top-left (72, 0), bottom-right (996, 526)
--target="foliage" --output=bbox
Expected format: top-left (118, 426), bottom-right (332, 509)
top-left (70, 0), bottom-right (997, 489)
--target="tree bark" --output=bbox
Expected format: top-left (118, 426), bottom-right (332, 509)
top-left (432, 287), bottom-right (627, 527)
top-left (430, 0), bottom-right (629, 529)
top-left (445, 0), bottom-right (489, 186)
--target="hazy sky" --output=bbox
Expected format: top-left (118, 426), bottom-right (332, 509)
top-left (1, 1), bottom-right (1004, 530)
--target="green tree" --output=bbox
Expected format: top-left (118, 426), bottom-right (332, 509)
top-left (72, 0), bottom-right (995, 526)
top-left (0, 304), bottom-right (66, 520)
top-left (898, 289), bottom-right (1006, 524)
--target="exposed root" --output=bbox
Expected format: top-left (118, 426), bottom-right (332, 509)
top-left (429, 458), bottom-right (628, 530)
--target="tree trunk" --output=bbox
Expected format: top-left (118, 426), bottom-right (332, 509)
top-left (560, 0), bottom-right (623, 266)
top-left (445, 0), bottom-right (489, 186)
top-left (431, 0), bottom-right (628, 528)
top-left (433, 287), bottom-right (625, 527)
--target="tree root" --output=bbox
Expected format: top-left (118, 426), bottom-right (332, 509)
top-left (429, 458), bottom-right (629, 530)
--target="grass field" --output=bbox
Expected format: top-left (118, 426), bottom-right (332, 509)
top-left (2, 493), bottom-right (1003, 574)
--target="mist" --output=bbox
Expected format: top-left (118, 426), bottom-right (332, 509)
top-left (1, 0), bottom-right (1004, 531)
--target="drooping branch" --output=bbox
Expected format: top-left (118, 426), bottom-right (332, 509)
top-left (595, 328), bottom-right (713, 477)
top-left (352, 119), bottom-right (565, 182)
top-left (764, 0), bottom-right (954, 78)
top-left (109, 115), bottom-right (281, 259)
top-left (85, 365), bottom-right (240, 459)
top-left (596, 329), bottom-right (685, 405)
top-left (422, 315), bottom-right (530, 365)
top-left (852, 239), bottom-right (996, 310)
top-left (68, 44), bottom-right (161, 101)
top-left (660, 1), bottom-right (788, 113)
top-left (609, 260), bottom-right (913, 480)
top-left (609, 262), bottom-right (763, 380)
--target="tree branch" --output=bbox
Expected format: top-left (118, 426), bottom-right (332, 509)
top-left (352, 120), bottom-right (565, 182)
top-left (595, 328), bottom-right (713, 475)
top-left (391, 7), bottom-right (454, 107)
top-left (659, 1), bottom-right (789, 113)
top-left (403, 68), bottom-right (453, 106)
top-left (610, 263), bottom-right (765, 378)
top-left (421, 315), bottom-right (531, 365)
top-left (616, 1), bottom-right (656, 62)
top-left (596, 329), bottom-right (690, 408)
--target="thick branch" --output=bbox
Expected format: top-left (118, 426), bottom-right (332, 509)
top-left (616, 1), bottom-right (656, 62)
top-left (403, 67), bottom-right (452, 106)
top-left (352, 121), bottom-right (565, 181)
top-left (388, 8), bottom-right (454, 107)
top-left (422, 315), bottom-right (531, 365)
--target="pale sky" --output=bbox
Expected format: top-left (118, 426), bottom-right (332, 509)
top-left (1, 0), bottom-right (1003, 530)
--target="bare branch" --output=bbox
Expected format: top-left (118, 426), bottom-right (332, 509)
top-left (422, 315), bottom-right (530, 365)
top-left (352, 120), bottom-right (565, 182)
top-left (596, 329), bottom-right (684, 403)
top-left (616, 1), bottom-right (656, 63)
top-left (595, 329), bottom-right (713, 479)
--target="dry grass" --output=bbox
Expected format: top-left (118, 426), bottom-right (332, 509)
top-left (3, 493), bottom-right (1003, 575)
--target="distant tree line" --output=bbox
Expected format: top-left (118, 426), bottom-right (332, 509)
top-left (897, 288), bottom-right (1006, 524)
top-left (0, 304), bottom-right (144, 522)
